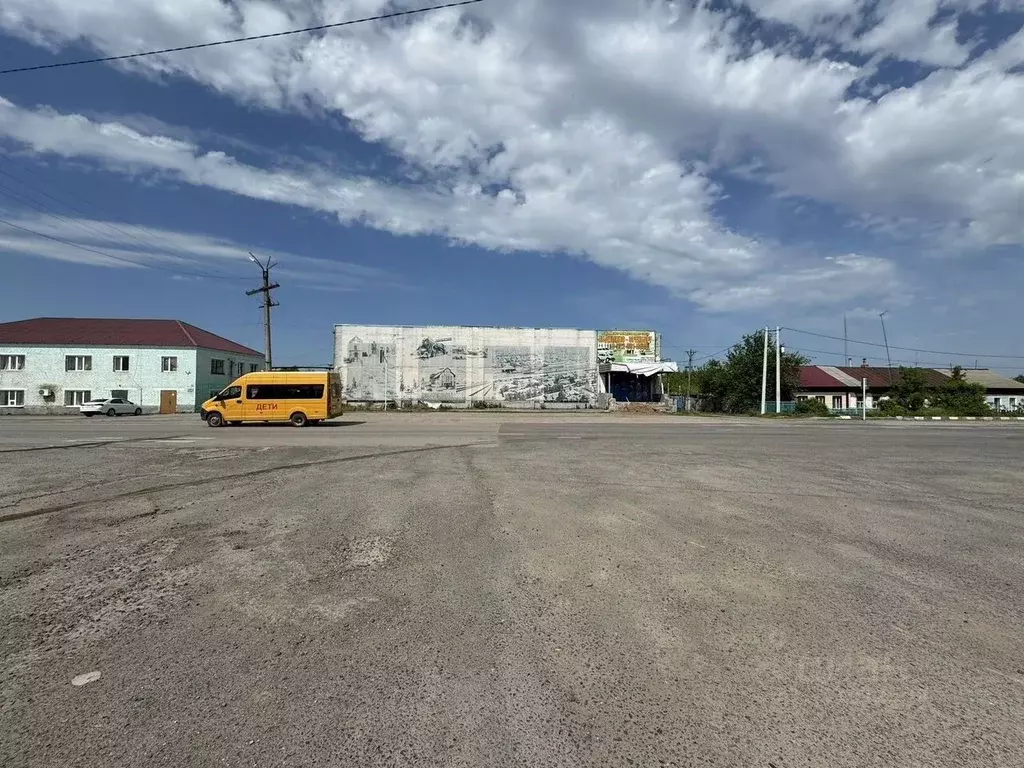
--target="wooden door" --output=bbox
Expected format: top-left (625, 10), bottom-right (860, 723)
top-left (159, 390), bottom-right (177, 414)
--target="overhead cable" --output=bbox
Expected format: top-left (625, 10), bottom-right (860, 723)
top-left (783, 326), bottom-right (1024, 361)
top-left (0, 0), bottom-right (485, 75)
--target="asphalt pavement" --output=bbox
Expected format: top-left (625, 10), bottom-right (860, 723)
top-left (1, 413), bottom-right (1022, 766)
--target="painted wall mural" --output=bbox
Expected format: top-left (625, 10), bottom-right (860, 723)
top-left (335, 326), bottom-right (599, 405)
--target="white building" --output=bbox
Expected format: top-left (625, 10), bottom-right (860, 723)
top-left (0, 318), bottom-right (264, 414)
top-left (334, 324), bottom-right (678, 408)
top-left (335, 324), bottom-right (600, 408)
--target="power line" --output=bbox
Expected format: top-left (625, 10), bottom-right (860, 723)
top-left (0, 162), bottom-right (245, 278)
top-left (0, 217), bottom-right (244, 281)
top-left (786, 346), bottom-right (958, 368)
top-left (0, 185), bottom-right (242, 282)
top-left (0, 0), bottom-right (485, 75)
top-left (783, 326), bottom-right (1024, 361)
top-left (692, 345), bottom-right (733, 363)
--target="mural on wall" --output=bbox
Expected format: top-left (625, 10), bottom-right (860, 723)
top-left (597, 330), bottom-right (660, 363)
top-left (335, 326), bottom-right (598, 405)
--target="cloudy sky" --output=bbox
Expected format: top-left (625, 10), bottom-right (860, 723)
top-left (0, 0), bottom-right (1021, 369)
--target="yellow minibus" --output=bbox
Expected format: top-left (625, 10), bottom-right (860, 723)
top-left (200, 371), bottom-right (343, 427)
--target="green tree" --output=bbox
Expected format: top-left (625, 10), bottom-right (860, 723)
top-left (686, 332), bottom-right (807, 413)
top-left (695, 359), bottom-right (729, 412)
top-left (1015, 375), bottom-right (1024, 385)
top-left (889, 367), bottom-right (930, 412)
top-left (931, 366), bottom-right (991, 416)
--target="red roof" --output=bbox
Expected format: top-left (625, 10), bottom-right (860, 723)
top-left (0, 318), bottom-right (261, 356)
top-left (799, 366), bottom-right (848, 389)
top-left (835, 366), bottom-right (949, 389)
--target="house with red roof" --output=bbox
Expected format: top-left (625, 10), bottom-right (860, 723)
top-left (795, 363), bottom-right (1024, 412)
top-left (0, 318), bottom-right (263, 413)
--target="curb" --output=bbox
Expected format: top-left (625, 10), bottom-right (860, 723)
top-left (884, 416), bottom-right (1024, 422)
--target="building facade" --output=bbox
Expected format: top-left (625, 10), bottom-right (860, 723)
top-left (0, 318), bottom-right (264, 414)
top-left (596, 330), bottom-right (676, 402)
top-left (795, 365), bottom-right (1024, 412)
top-left (334, 325), bottom-right (600, 407)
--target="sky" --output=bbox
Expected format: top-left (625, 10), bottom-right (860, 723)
top-left (0, 0), bottom-right (1021, 371)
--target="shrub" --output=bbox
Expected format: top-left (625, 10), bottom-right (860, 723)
top-left (877, 399), bottom-right (909, 416)
top-left (795, 399), bottom-right (830, 416)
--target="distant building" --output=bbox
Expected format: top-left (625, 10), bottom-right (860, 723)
top-left (0, 317), bottom-right (263, 414)
top-left (333, 324), bottom-right (678, 407)
top-left (795, 365), bottom-right (1024, 412)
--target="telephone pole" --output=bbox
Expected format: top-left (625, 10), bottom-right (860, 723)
top-left (246, 253), bottom-right (279, 370)
top-left (760, 326), bottom-right (769, 415)
top-left (879, 310), bottom-right (893, 385)
top-left (685, 349), bottom-right (697, 411)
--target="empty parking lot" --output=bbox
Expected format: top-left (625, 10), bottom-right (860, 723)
top-left (1, 413), bottom-right (1022, 767)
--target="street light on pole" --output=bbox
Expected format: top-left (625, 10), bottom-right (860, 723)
top-left (245, 252), bottom-right (279, 370)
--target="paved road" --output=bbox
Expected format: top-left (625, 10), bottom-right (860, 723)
top-left (1, 415), bottom-right (1022, 766)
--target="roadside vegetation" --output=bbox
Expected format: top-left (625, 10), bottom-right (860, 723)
top-left (666, 332), bottom-right (1010, 418)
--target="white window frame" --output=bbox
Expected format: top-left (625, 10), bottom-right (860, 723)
top-left (64, 390), bottom-right (92, 406)
top-left (161, 356), bottom-right (178, 372)
top-left (1, 389), bottom-right (25, 407)
top-left (832, 395), bottom-right (844, 409)
top-left (65, 355), bottom-right (92, 372)
top-left (0, 354), bottom-right (25, 371)
top-left (210, 358), bottom-right (225, 375)
top-left (250, 363), bottom-right (260, 373)
top-left (113, 355), bottom-right (130, 372)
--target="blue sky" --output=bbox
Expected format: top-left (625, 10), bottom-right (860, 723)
top-left (0, 0), bottom-right (1022, 372)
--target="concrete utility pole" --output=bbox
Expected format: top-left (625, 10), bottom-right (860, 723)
top-left (775, 326), bottom-right (781, 415)
top-left (760, 326), bottom-right (769, 415)
top-left (685, 349), bottom-right (696, 411)
top-left (879, 310), bottom-right (893, 385)
top-left (246, 253), bottom-right (279, 370)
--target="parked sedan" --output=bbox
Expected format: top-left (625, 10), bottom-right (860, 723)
top-left (80, 398), bottom-right (143, 417)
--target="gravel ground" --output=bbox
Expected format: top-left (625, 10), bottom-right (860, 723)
top-left (1, 416), bottom-right (1022, 767)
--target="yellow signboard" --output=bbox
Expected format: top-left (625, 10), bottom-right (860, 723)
top-left (597, 330), bottom-right (659, 362)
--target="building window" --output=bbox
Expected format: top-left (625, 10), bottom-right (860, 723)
top-left (250, 363), bottom-right (260, 373)
top-left (0, 355), bottom-right (25, 370)
top-left (113, 355), bottom-right (130, 372)
top-left (993, 397), bottom-right (1001, 410)
top-left (247, 384), bottom-right (325, 400)
top-left (64, 390), bottom-right (92, 406)
top-left (211, 359), bottom-right (225, 375)
top-left (832, 396), bottom-right (844, 409)
top-left (161, 356), bottom-right (178, 372)
top-left (111, 389), bottom-right (129, 400)
top-left (65, 355), bottom-right (92, 371)
top-left (815, 395), bottom-right (826, 403)
top-left (1010, 397), bottom-right (1017, 408)
top-left (1, 390), bottom-right (25, 407)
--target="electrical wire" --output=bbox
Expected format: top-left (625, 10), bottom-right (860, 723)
top-left (784, 346), bottom-right (958, 368)
top-left (0, 163), bottom-right (233, 269)
top-left (0, 186), bottom-right (245, 282)
top-left (0, 217), bottom-right (247, 281)
top-left (783, 326), bottom-right (1024, 361)
top-left (0, 0), bottom-right (485, 75)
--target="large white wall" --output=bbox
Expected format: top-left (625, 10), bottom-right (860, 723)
top-left (0, 345), bottom-right (197, 413)
top-left (334, 325), bottom-right (599, 407)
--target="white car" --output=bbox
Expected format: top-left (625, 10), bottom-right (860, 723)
top-left (80, 398), bottom-right (143, 417)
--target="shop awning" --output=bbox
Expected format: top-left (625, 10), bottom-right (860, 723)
top-left (602, 361), bottom-right (679, 376)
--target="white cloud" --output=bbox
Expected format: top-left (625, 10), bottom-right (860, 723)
top-left (0, 209), bottom-right (396, 290)
top-left (0, 0), bottom-right (1020, 313)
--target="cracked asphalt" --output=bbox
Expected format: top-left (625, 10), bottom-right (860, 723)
top-left (1, 413), bottom-right (1022, 767)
